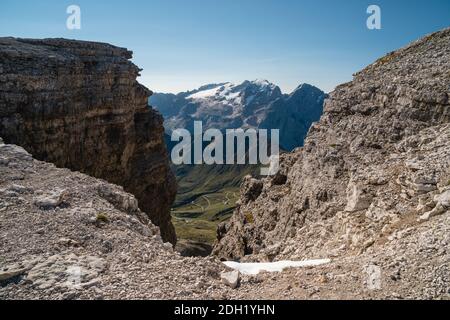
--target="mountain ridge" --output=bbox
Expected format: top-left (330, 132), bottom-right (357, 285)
top-left (150, 79), bottom-right (327, 151)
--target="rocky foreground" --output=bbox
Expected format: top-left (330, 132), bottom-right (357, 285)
top-left (0, 138), bottom-right (233, 299)
top-left (1, 137), bottom-right (448, 300)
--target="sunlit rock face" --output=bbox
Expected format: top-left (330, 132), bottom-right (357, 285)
top-left (213, 28), bottom-right (450, 261)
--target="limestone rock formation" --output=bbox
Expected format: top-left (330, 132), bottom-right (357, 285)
top-left (0, 38), bottom-right (177, 244)
top-left (213, 28), bottom-right (450, 261)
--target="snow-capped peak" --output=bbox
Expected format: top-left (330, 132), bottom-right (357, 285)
top-left (251, 79), bottom-right (273, 87)
top-left (184, 80), bottom-right (283, 112)
top-left (187, 82), bottom-right (237, 101)
top-left (187, 84), bottom-right (225, 100)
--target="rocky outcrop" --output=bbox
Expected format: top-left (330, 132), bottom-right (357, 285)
top-left (0, 38), bottom-right (177, 244)
top-left (213, 28), bottom-right (450, 261)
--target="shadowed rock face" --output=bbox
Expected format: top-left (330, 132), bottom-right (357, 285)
top-left (0, 38), bottom-right (177, 244)
top-left (213, 28), bottom-right (450, 261)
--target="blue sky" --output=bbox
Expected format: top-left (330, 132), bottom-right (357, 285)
top-left (1, 0), bottom-right (449, 93)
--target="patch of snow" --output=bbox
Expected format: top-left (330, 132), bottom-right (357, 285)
top-left (187, 86), bottom-right (222, 100)
top-left (252, 79), bottom-right (270, 86)
top-left (225, 90), bottom-right (240, 101)
top-left (187, 82), bottom-right (239, 101)
top-left (251, 79), bottom-right (276, 91)
top-left (223, 259), bottom-right (331, 275)
top-left (186, 80), bottom-right (278, 106)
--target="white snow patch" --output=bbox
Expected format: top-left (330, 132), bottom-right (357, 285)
top-left (187, 86), bottom-right (222, 100)
top-left (253, 79), bottom-right (270, 86)
top-left (251, 79), bottom-right (277, 91)
top-left (223, 259), bottom-right (331, 275)
top-left (187, 83), bottom-right (238, 101)
top-left (225, 90), bottom-right (241, 101)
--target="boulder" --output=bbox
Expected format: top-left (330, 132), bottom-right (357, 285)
top-left (345, 181), bottom-right (373, 212)
top-left (221, 270), bottom-right (240, 289)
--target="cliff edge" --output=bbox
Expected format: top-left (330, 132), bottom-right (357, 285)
top-left (0, 38), bottom-right (177, 244)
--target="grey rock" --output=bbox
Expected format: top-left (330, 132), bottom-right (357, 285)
top-left (34, 189), bottom-right (68, 210)
top-left (345, 181), bottom-right (373, 212)
top-left (0, 268), bottom-right (27, 281)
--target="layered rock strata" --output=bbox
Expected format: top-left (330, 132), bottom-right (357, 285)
top-left (0, 38), bottom-right (177, 244)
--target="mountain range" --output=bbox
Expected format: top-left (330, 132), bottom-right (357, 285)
top-left (150, 80), bottom-right (327, 151)
top-left (149, 80), bottom-right (327, 245)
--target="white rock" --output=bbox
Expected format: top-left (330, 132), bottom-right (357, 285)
top-left (220, 270), bottom-right (240, 289)
top-left (9, 184), bottom-right (30, 194)
top-left (163, 242), bottom-right (174, 252)
top-left (34, 189), bottom-right (67, 210)
top-left (435, 190), bottom-right (450, 208)
top-left (419, 190), bottom-right (450, 222)
top-left (418, 204), bottom-right (446, 222)
top-left (345, 181), bottom-right (373, 212)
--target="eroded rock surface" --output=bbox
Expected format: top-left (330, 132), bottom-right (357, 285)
top-left (0, 105), bottom-right (448, 300)
top-left (213, 28), bottom-right (450, 265)
top-left (0, 38), bottom-right (177, 244)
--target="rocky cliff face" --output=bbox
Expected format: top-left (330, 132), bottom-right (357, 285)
top-left (213, 28), bottom-right (450, 261)
top-left (0, 38), bottom-right (177, 244)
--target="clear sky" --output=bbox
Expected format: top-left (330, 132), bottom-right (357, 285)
top-left (1, 0), bottom-right (449, 93)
